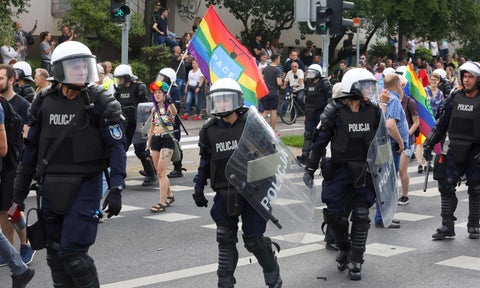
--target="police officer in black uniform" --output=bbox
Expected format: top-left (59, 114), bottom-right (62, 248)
top-left (10, 41), bottom-right (126, 287)
top-left (114, 64), bottom-right (157, 186)
top-left (156, 68), bottom-right (186, 178)
top-left (297, 64), bottom-right (332, 165)
top-left (305, 68), bottom-right (382, 281)
top-left (192, 78), bottom-right (282, 288)
top-left (12, 61), bottom-right (35, 103)
top-left (424, 61), bottom-right (480, 240)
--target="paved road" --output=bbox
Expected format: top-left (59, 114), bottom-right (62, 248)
top-left (2, 116), bottom-right (480, 287)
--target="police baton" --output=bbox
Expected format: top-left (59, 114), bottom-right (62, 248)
top-left (176, 115), bottom-right (189, 135)
top-left (423, 158), bottom-right (432, 192)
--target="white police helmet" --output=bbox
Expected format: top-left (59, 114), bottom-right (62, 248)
top-left (113, 64), bottom-right (138, 82)
top-left (459, 61), bottom-right (480, 91)
top-left (383, 67), bottom-right (396, 77)
top-left (12, 61), bottom-right (33, 82)
top-left (206, 78), bottom-right (244, 117)
top-left (395, 66), bottom-right (408, 76)
top-left (51, 41), bottom-right (98, 85)
top-left (155, 68), bottom-right (177, 87)
top-left (432, 68), bottom-right (447, 80)
top-left (340, 68), bottom-right (378, 100)
top-left (305, 64), bottom-right (323, 82)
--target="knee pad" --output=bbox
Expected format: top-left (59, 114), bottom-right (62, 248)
top-left (47, 248), bottom-right (75, 287)
top-left (303, 131), bottom-right (313, 142)
top-left (351, 204), bottom-right (370, 224)
top-left (438, 180), bottom-right (456, 196)
top-left (60, 252), bottom-right (99, 288)
top-left (216, 226), bottom-right (238, 245)
top-left (242, 234), bottom-right (279, 273)
top-left (323, 209), bottom-right (349, 227)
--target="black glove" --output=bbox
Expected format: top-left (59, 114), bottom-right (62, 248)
top-left (303, 169), bottom-right (315, 189)
top-left (423, 145), bottom-right (433, 162)
top-left (192, 188), bottom-right (208, 207)
top-left (102, 186), bottom-right (122, 218)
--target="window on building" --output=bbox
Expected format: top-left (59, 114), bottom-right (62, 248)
top-left (51, 0), bottom-right (71, 18)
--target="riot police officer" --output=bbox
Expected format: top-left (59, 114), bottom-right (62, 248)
top-left (297, 64), bottom-right (332, 164)
top-left (12, 61), bottom-right (35, 103)
top-left (156, 68), bottom-right (186, 178)
top-left (305, 68), bottom-right (382, 280)
top-left (11, 41), bottom-right (126, 287)
top-left (424, 61), bottom-right (480, 240)
top-left (433, 68), bottom-right (454, 100)
top-left (192, 78), bottom-right (282, 288)
top-left (114, 64), bottom-right (157, 186)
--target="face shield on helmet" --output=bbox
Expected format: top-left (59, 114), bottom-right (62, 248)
top-left (206, 78), bottom-right (244, 117)
top-left (459, 61), bottom-right (480, 91)
top-left (51, 41), bottom-right (99, 85)
top-left (12, 61), bottom-right (33, 82)
top-left (305, 64), bottom-right (323, 83)
top-left (155, 68), bottom-right (177, 87)
top-left (340, 68), bottom-right (378, 101)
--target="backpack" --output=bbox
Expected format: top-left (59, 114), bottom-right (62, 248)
top-left (406, 97), bottom-right (420, 137)
top-left (0, 97), bottom-right (24, 171)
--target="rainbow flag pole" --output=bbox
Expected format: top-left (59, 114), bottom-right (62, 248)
top-left (187, 5), bottom-right (269, 106)
top-left (404, 63), bottom-right (442, 154)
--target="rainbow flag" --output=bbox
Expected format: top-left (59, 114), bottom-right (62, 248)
top-left (187, 5), bottom-right (268, 106)
top-left (404, 63), bottom-right (441, 154)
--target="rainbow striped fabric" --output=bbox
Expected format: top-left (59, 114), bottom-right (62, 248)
top-left (187, 5), bottom-right (269, 106)
top-left (404, 63), bottom-right (441, 154)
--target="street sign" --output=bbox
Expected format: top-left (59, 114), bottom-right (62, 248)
top-left (353, 18), bottom-right (361, 28)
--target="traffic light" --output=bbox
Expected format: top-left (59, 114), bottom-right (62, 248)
top-left (110, 0), bottom-right (130, 23)
top-left (328, 1), bottom-right (354, 35)
top-left (316, 5), bottom-right (332, 35)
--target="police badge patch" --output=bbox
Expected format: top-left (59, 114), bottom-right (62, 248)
top-left (109, 124), bottom-right (123, 140)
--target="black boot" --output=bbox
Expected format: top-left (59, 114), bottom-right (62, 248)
top-left (468, 194), bottom-right (480, 239)
top-left (468, 227), bottom-right (480, 239)
top-left (12, 268), bottom-right (34, 288)
top-left (142, 175), bottom-right (158, 186)
top-left (135, 150), bottom-right (157, 186)
top-left (347, 261), bottom-right (362, 281)
top-left (335, 249), bottom-right (350, 271)
top-left (432, 221), bottom-right (455, 240)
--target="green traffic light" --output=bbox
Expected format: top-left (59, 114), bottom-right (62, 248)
top-left (115, 10), bottom-right (124, 17)
top-left (321, 25), bottom-right (326, 31)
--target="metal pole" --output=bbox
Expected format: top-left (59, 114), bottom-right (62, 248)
top-left (121, 1), bottom-right (130, 64)
top-left (356, 27), bottom-right (360, 67)
top-left (322, 29), bottom-right (330, 77)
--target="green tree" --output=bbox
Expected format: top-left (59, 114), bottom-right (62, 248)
top-left (205, 0), bottom-right (295, 46)
top-left (58, 0), bottom-right (145, 55)
top-left (0, 0), bottom-right (31, 45)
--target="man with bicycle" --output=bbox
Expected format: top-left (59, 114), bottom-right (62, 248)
top-left (282, 62), bottom-right (305, 110)
top-left (260, 54), bottom-right (283, 131)
top-left (297, 64), bottom-right (332, 165)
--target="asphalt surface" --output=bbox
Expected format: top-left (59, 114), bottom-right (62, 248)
top-left (1, 116), bottom-right (480, 287)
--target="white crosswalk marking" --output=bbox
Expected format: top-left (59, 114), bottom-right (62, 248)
top-left (436, 256), bottom-right (480, 271)
top-left (144, 212), bottom-right (200, 222)
top-left (365, 243), bottom-right (416, 257)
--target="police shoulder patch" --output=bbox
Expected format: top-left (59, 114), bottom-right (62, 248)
top-left (109, 124), bottom-right (123, 140)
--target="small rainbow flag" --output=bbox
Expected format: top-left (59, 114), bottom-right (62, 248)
top-left (404, 63), bottom-right (441, 154)
top-left (187, 5), bottom-right (268, 106)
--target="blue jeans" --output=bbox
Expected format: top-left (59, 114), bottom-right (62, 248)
top-left (176, 78), bottom-right (186, 99)
top-left (185, 86), bottom-right (200, 115)
top-left (155, 35), bottom-right (178, 48)
top-left (0, 232), bottom-right (28, 276)
top-left (375, 144), bottom-right (401, 224)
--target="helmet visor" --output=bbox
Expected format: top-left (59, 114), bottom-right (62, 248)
top-left (305, 69), bottom-right (321, 80)
top-left (351, 79), bottom-right (378, 101)
top-left (56, 57), bottom-right (98, 84)
top-left (207, 90), bottom-right (242, 115)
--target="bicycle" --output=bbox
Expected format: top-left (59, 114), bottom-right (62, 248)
top-left (279, 88), bottom-right (305, 125)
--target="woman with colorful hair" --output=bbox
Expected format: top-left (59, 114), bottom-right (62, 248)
top-left (147, 81), bottom-right (177, 212)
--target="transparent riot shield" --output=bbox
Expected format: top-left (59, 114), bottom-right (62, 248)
top-left (366, 113), bottom-right (399, 227)
top-left (225, 106), bottom-right (317, 244)
top-left (133, 103), bottom-right (154, 144)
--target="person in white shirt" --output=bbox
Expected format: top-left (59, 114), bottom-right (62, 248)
top-left (430, 39), bottom-right (438, 58)
top-left (406, 36), bottom-right (418, 62)
top-left (282, 62), bottom-right (305, 107)
top-left (1, 45), bottom-right (23, 64)
top-left (182, 59), bottom-right (204, 120)
top-left (258, 53), bottom-right (268, 73)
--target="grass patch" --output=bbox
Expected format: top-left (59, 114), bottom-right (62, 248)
top-left (280, 135), bottom-right (304, 148)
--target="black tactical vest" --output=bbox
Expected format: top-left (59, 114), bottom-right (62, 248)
top-left (305, 78), bottom-right (330, 119)
top-left (448, 93), bottom-right (480, 163)
top-left (331, 104), bottom-right (378, 162)
top-left (38, 92), bottom-right (106, 175)
top-left (206, 116), bottom-right (246, 190)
